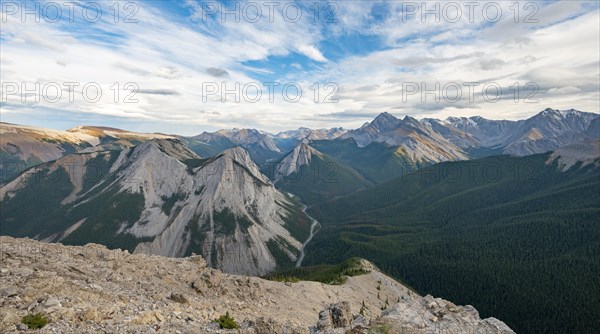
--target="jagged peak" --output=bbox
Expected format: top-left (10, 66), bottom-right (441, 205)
top-left (221, 146), bottom-right (252, 161)
top-left (274, 141), bottom-right (322, 180)
top-left (216, 146), bottom-right (269, 182)
top-left (191, 131), bottom-right (225, 140)
top-left (402, 115), bottom-right (420, 123)
top-left (400, 115), bottom-right (429, 132)
top-left (533, 108), bottom-right (593, 121)
top-left (133, 138), bottom-right (200, 161)
top-left (373, 112), bottom-right (399, 122)
top-left (295, 141), bottom-right (321, 156)
top-left (217, 128), bottom-right (261, 136)
top-left (371, 112), bottom-right (401, 132)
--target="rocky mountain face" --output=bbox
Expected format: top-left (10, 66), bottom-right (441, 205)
top-left (274, 140), bottom-right (322, 182)
top-left (442, 108), bottom-right (599, 155)
top-left (0, 139), bottom-right (311, 276)
top-left (340, 112), bottom-right (401, 147)
top-left (340, 113), bottom-right (469, 165)
top-left (67, 125), bottom-right (174, 144)
top-left (273, 141), bottom-right (373, 204)
top-left (340, 109), bottom-right (598, 166)
top-left (4, 108), bottom-right (595, 186)
top-left (215, 129), bottom-right (281, 153)
top-left (184, 109), bottom-right (598, 179)
top-left (443, 116), bottom-right (517, 148)
top-left (275, 127), bottom-right (347, 141)
top-left (0, 236), bottom-right (515, 333)
top-left (0, 123), bottom-right (95, 183)
top-left (0, 123), bottom-right (174, 184)
top-left (547, 139), bottom-right (600, 171)
top-left (584, 117), bottom-right (600, 139)
top-left (188, 129), bottom-right (284, 170)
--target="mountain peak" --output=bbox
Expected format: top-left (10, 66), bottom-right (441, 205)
top-left (402, 115), bottom-right (420, 123)
top-left (274, 142), bottom-right (322, 181)
top-left (371, 112), bottom-right (400, 132)
top-left (133, 138), bottom-right (200, 162)
top-left (534, 108), bottom-right (590, 121)
top-left (218, 146), bottom-right (270, 184)
top-left (374, 111), bottom-right (398, 121)
top-left (221, 146), bottom-right (253, 163)
top-left (399, 115), bottom-right (429, 133)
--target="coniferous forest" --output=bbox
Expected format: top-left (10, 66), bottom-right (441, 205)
top-left (303, 153), bottom-right (600, 334)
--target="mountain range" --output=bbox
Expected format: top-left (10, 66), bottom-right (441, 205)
top-left (0, 138), bottom-right (312, 275)
top-left (4, 108), bottom-right (595, 190)
top-left (1, 107), bottom-right (599, 334)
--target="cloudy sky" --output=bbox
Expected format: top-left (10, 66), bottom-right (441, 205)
top-left (1, 0), bottom-right (599, 135)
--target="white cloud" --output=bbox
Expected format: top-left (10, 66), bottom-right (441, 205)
top-left (0, 1), bottom-right (598, 133)
top-left (297, 44), bottom-right (327, 62)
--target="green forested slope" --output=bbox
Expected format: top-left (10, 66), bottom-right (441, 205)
top-left (305, 153), bottom-right (600, 334)
top-left (275, 151), bottom-right (373, 205)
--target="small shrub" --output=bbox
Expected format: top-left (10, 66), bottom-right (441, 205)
top-left (269, 275), bottom-right (301, 283)
top-left (368, 324), bottom-right (392, 334)
top-left (21, 313), bottom-right (48, 329)
top-left (215, 311), bottom-right (238, 329)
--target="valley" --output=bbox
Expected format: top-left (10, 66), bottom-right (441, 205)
top-left (3, 3), bottom-right (598, 332)
top-left (1, 108), bottom-right (599, 333)
top-left (294, 202), bottom-right (320, 268)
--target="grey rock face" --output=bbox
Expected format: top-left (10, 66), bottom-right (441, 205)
top-left (317, 302), bottom-right (353, 330)
top-left (0, 139), bottom-right (308, 276)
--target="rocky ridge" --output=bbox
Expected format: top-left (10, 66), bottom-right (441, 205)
top-left (0, 140), bottom-right (310, 276)
top-left (0, 237), bottom-right (515, 333)
top-left (274, 140), bottom-right (323, 181)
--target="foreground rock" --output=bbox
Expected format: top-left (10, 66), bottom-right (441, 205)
top-left (0, 237), bottom-right (514, 333)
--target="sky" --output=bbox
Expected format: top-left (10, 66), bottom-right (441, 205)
top-left (1, 0), bottom-right (599, 135)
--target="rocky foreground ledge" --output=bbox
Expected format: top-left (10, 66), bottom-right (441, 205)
top-left (0, 237), bottom-right (515, 333)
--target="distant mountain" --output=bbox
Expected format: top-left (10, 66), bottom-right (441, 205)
top-left (441, 108), bottom-right (599, 155)
top-left (583, 117), bottom-right (600, 139)
top-left (336, 108), bottom-right (598, 162)
top-left (185, 128), bottom-right (284, 170)
top-left (273, 140), bottom-right (372, 204)
top-left (0, 122), bottom-right (174, 183)
top-left (68, 125), bottom-right (174, 144)
top-left (272, 127), bottom-right (347, 153)
top-left (548, 140), bottom-right (600, 171)
top-left (274, 127), bottom-right (346, 141)
top-left (332, 113), bottom-right (469, 184)
top-left (501, 108), bottom-right (597, 155)
top-left (0, 139), bottom-right (312, 275)
top-left (421, 118), bottom-right (480, 149)
top-left (311, 138), bottom-right (422, 184)
top-left (0, 123), bottom-right (95, 182)
top-left (378, 115), bottom-right (468, 162)
top-left (340, 112), bottom-right (401, 147)
top-left (181, 132), bottom-right (236, 157)
top-left (340, 113), bottom-right (468, 163)
top-left (443, 116), bottom-right (517, 147)
top-left (216, 128), bottom-right (281, 152)
top-left (2, 108), bottom-right (597, 187)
